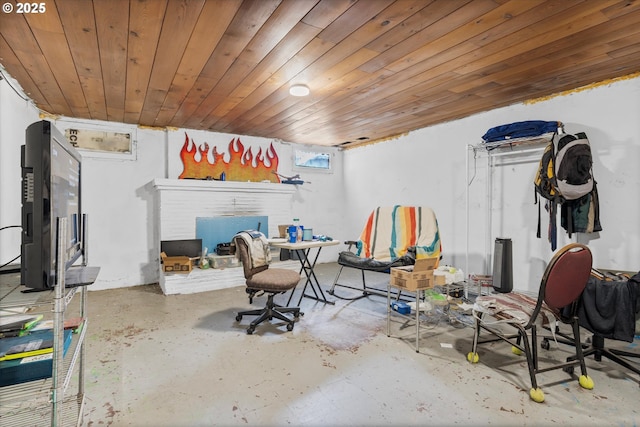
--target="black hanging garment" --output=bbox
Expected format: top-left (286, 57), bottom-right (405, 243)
top-left (576, 272), bottom-right (640, 342)
top-left (561, 182), bottom-right (602, 236)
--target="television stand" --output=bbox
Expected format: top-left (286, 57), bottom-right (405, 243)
top-left (65, 265), bottom-right (101, 287)
top-left (19, 266), bottom-right (100, 293)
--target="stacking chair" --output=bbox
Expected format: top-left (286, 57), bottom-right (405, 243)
top-left (233, 231), bottom-right (302, 335)
top-left (467, 243), bottom-right (594, 403)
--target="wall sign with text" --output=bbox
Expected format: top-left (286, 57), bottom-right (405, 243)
top-left (65, 128), bottom-right (135, 158)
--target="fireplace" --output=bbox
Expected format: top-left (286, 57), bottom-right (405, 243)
top-left (152, 178), bottom-right (298, 295)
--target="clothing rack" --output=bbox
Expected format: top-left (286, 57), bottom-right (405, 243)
top-left (464, 124), bottom-right (563, 297)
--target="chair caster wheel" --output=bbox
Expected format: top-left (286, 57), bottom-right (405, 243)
top-left (247, 327), bottom-right (255, 335)
top-left (287, 323), bottom-right (294, 331)
top-left (235, 314), bottom-right (242, 321)
top-left (541, 338), bottom-right (550, 350)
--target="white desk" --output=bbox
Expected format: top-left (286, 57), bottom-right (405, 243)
top-left (270, 239), bottom-right (340, 306)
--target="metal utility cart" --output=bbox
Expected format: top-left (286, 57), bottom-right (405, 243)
top-left (386, 258), bottom-right (438, 352)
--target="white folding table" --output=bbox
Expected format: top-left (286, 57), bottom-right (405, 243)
top-left (270, 239), bottom-right (340, 306)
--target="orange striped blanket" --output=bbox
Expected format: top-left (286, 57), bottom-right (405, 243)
top-left (355, 206), bottom-right (441, 262)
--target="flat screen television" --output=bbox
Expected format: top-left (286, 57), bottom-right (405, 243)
top-left (21, 120), bottom-right (83, 290)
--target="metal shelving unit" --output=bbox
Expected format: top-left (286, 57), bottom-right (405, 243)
top-left (0, 217), bottom-right (96, 426)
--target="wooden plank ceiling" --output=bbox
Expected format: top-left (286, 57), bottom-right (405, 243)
top-left (1, 0), bottom-right (639, 148)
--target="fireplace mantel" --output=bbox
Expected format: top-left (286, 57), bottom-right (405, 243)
top-left (151, 178), bottom-right (297, 295)
top-left (152, 178), bottom-right (297, 195)
top-left (152, 178), bottom-right (296, 241)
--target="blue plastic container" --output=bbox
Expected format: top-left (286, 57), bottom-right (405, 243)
top-left (390, 301), bottom-right (411, 315)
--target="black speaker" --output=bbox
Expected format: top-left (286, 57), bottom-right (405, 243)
top-left (492, 238), bottom-right (513, 293)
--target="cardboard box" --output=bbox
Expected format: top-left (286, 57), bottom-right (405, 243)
top-left (161, 252), bottom-right (193, 273)
top-left (278, 224), bottom-right (292, 238)
top-left (390, 258), bottom-right (437, 291)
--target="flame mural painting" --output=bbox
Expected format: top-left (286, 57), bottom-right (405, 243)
top-left (179, 133), bottom-right (280, 183)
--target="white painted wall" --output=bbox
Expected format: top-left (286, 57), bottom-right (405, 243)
top-left (1, 70), bottom-right (638, 293)
top-left (343, 76), bottom-right (640, 293)
top-left (0, 79), bottom-right (344, 289)
top-left (0, 75), bottom-right (40, 267)
top-left (48, 119), bottom-right (165, 289)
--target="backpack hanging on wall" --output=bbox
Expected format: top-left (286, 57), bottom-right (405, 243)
top-left (555, 132), bottom-right (593, 200)
top-left (534, 130), bottom-right (599, 249)
top-left (534, 135), bottom-right (562, 250)
top-left (534, 140), bottom-right (562, 202)
top-left (556, 131), bottom-right (599, 237)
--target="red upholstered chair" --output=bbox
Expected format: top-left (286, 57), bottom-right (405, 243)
top-left (467, 243), bottom-right (594, 403)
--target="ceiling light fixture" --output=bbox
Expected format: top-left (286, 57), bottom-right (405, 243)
top-left (289, 84), bottom-right (310, 97)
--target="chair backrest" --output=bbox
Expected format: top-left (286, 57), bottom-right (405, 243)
top-left (541, 243), bottom-right (592, 310)
top-left (233, 236), bottom-right (268, 280)
top-left (356, 206), bottom-right (441, 262)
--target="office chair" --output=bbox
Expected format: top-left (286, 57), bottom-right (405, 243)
top-left (565, 272), bottom-right (640, 380)
top-left (467, 243), bottom-right (594, 403)
top-left (233, 232), bottom-right (302, 334)
top-left (567, 333), bottom-right (640, 378)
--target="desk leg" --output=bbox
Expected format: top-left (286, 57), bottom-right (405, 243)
top-left (298, 248), bottom-right (318, 303)
top-left (299, 247), bottom-right (335, 305)
top-left (415, 289), bottom-right (420, 352)
top-left (287, 247), bottom-right (335, 306)
top-left (387, 283), bottom-right (391, 337)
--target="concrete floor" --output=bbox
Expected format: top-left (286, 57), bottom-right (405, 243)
top-left (81, 263), bottom-right (640, 426)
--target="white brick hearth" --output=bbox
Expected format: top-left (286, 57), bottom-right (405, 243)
top-left (152, 178), bottom-right (299, 295)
